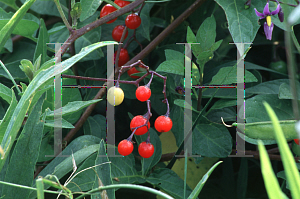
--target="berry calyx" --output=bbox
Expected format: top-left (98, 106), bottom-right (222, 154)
top-left (294, 139), bottom-right (300, 145)
top-left (138, 142), bottom-right (154, 158)
top-left (118, 139), bottom-right (134, 156)
top-left (130, 115), bottom-right (150, 135)
top-left (107, 86), bottom-right (124, 106)
top-left (115, 0), bottom-right (130, 7)
top-left (112, 25), bottom-right (128, 42)
top-left (100, 4), bottom-right (117, 24)
top-left (125, 13), bottom-right (141, 29)
top-left (154, 116), bottom-right (173, 132)
top-left (115, 48), bottom-right (129, 67)
top-left (136, 86), bottom-right (151, 102)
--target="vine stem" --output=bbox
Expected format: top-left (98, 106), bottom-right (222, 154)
top-left (75, 184), bottom-right (174, 199)
top-left (0, 60), bottom-right (21, 94)
top-left (53, 0), bottom-right (73, 31)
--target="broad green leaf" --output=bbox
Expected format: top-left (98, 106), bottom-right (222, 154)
top-left (210, 67), bottom-right (258, 85)
top-left (0, 0), bottom-right (18, 10)
top-left (20, 0), bottom-right (68, 17)
top-left (196, 15), bottom-right (216, 51)
top-left (156, 60), bottom-right (184, 75)
top-left (147, 168), bottom-right (192, 199)
top-left (187, 161), bottom-right (222, 199)
top-left (80, 0), bottom-right (103, 22)
top-left (174, 99), bottom-right (199, 113)
top-left (278, 82), bottom-right (300, 100)
top-left (263, 102), bottom-right (300, 199)
top-left (258, 140), bottom-right (285, 199)
top-left (83, 114), bottom-right (107, 140)
top-left (37, 133), bottom-right (54, 162)
top-left (246, 79), bottom-right (290, 95)
top-left (2, 94), bottom-right (45, 198)
top-left (214, 0), bottom-right (261, 55)
top-left (0, 41), bottom-right (117, 173)
top-left (137, 3), bottom-right (154, 41)
top-left (209, 99), bottom-right (237, 110)
top-left (28, 135), bottom-right (101, 198)
top-left (34, 18), bottom-right (49, 65)
top-left (45, 99), bottom-right (101, 119)
top-left (237, 132), bottom-right (277, 145)
top-left (92, 140), bottom-right (114, 199)
top-left (0, 0), bottom-right (37, 52)
top-left (243, 95), bottom-right (293, 123)
top-left (134, 128), bottom-right (162, 176)
top-left (186, 26), bottom-right (196, 43)
top-left (192, 122), bottom-right (232, 157)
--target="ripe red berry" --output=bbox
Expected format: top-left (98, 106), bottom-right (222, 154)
top-left (138, 142), bottom-right (154, 158)
top-left (115, 0), bottom-right (130, 7)
top-left (118, 139), bottom-right (134, 156)
top-left (127, 66), bottom-right (140, 79)
top-left (112, 25), bottom-right (128, 42)
top-left (114, 48), bottom-right (129, 67)
top-left (294, 139), bottom-right (300, 145)
top-left (100, 4), bottom-right (117, 24)
top-left (130, 115), bottom-right (150, 135)
top-left (136, 86), bottom-right (151, 102)
top-left (154, 116), bottom-right (173, 132)
top-left (125, 13), bottom-right (141, 29)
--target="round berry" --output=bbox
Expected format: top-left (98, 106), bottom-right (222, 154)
top-left (107, 86), bottom-right (124, 106)
top-left (136, 86), bottom-right (151, 102)
top-left (154, 116), bottom-right (173, 132)
top-left (130, 115), bottom-right (150, 135)
top-left (112, 25), bottom-right (128, 42)
top-left (125, 13), bottom-right (141, 29)
top-left (115, 0), bottom-right (130, 7)
top-left (100, 4), bottom-right (117, 24)
top-left (127, 67), bottom-right (140, 79)
top-left (138, 142), bottom-right (154, 158)
top-left (114, 48), bottom-right (129, 67)
top-left (118, 140), bottom-right (133, 156)
top-left (294, 139), bottom-right (300, 145)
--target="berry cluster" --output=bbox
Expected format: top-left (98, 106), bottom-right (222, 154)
top-left (100, 0), bottom-right (142, 69)
top-left (106, 61), bottom-right (173, 158)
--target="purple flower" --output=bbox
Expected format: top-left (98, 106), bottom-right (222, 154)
top-left (254, 3), bottom-right (281, 40)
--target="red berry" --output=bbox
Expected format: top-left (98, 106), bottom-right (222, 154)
top-left (112, 25), bottom-right (128, 42)
top-left (138, 142), bottom-right (154, 158)
top-left (125, 13), bottom-right (141, 29)
top-left (127, 66), bottom-right (140, 79)
top-left (118, 139), bottom-right (134, 156)
top-left (115, 0), bottom-right (130, 7)
top-left (136, 86), bottom-right (151, 102)
top-left (154, 116), bottom-right (173, 132)
top-left (114, 48), bottom-right (129, 67)
top-left (100, 4), bottom-right (117, 24)
top-left (294, 139), bottom-right (300, 145)
top-left (130, 115), bottom-right (150, 135)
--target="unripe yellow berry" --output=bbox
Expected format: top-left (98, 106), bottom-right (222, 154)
top-left (107, 86), bottom-right (124, 106)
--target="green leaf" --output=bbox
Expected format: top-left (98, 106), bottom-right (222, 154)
top-left (80, 0), bottom-right (103, 22)
top-left (2, 93), bottom-right (45, 198)
top-left (156, 60), bottom-right (184, 75)
top-left (186, 26), bottom-right (196, 43)
top-left (0, 0), bottom-right (18, 10)
top-left (278, 82), bottom-right (300, 100)
top-left (28, 135), bottom-right (101, 198)
top-left (137, 3), bottom-right (154, 41)
top-left (44, 118), bottom-right (75, 129)
top-left (187, 161), bottom-right (222, 199)
top-left (45, 99), bottom-right (101, 119)
top-left (20, 0), bottom-right (68, 17)
top-left (92, 140), bottom-right (114, 199)
top-left (0, 83), bottom-right (12, 104)
top-left (0, 41), bottom-right (117, 173)
top-left (263, 102), bottom-right (300, 199)
top-left (214, 0), bottom-right (261, 54)
top-left (192, 122), bottom-right (232, 157)
top-left (246, 79), bottom-right (290, 95)
top-left (83, 114), bottom-right (107, 140)
top-left (210, 67), bottom-right (258, 85)
top-left (0, 0), bottom-right (37, 52)
top-left (147, 168), bottom-right (192, 199)
top-left (19, 59), bottom-right (34, 81)
top-left (196, 15), bottom-right (216, 51)
top-left (134, 128), bottom-right (162, 176)
top-left (34, 18), bottom-right (49, 65)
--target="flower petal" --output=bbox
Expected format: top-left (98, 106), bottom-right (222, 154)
top-left (264, 22), bottom-right (274, 40)
top-left (254, 8), bottom-right (265, 17)
top-left (263, 3), bottom-right (271, 15)
top-left (271, 4), bottom-right (281, 15)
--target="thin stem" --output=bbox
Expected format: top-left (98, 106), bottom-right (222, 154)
top-left (0, 60), bottom-right (21, 94)
top-left (291, 27), bottom-right (300, 54)
top-left (54, 0), bottom-right (73, 31)
top-left (75, 184), bottom-right (174, 199)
